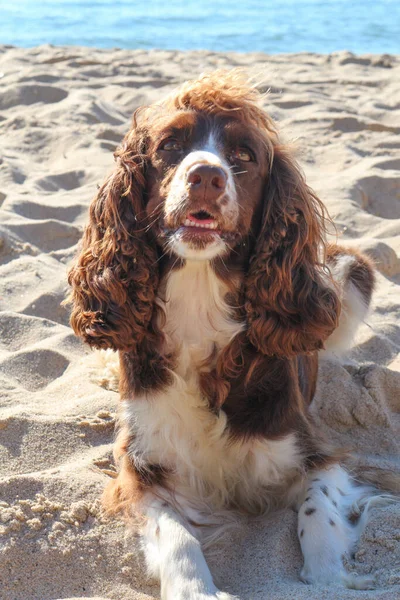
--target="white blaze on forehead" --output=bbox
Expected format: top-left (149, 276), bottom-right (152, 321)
top-left (179, 132), bottom-right (231, 177)
top-left (199, 131), bottom-right (222, 156)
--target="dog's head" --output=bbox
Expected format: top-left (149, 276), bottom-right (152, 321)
top-left (142, 78), bottom-right (273, 263)
top-left (68, 71), bottom-right (339, 363)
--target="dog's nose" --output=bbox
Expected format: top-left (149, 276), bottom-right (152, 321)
top-left (186, 164), bottom-right (227, 202)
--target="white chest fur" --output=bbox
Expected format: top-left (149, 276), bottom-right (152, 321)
top-left (161, 260), bottom-right (242, 374)
top-left (124, 261), bottom-right (302, 510)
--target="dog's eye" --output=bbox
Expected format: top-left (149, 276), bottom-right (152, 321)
top-left (230, 148), bottom-right (253, 163)
top-left (160, 139), bottom-right (183, 152)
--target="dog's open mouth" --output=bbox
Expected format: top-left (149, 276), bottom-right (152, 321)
top-left (181, 210), bottom-right (220, 233)
top-left (161, 209), bottom-right (239, 248)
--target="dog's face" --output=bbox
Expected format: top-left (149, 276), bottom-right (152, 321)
top-left (145, 111), bottom-right (269, 260)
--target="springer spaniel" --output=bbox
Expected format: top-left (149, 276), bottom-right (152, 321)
top-left (68, 71), bottom-right (380, 598)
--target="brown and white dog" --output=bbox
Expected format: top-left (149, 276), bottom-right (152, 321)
top-left (68, 71), bottom-right (380, 598)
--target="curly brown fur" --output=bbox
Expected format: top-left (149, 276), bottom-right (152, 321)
top-left (67, 117), bottom-right (173, 391)
top-left (245, 144), bottom-right (341, 358)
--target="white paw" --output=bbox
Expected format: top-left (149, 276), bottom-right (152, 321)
top-left (300, 564), bottom-right (375, 590)
top-left (300, 560), bottom-right (343, 586)
top-left (341, 573), bottom-right (376, 590)
top-left (165, 584), bottom-right (239, 600)
top-left (192, 593), bottom-right (238, 600)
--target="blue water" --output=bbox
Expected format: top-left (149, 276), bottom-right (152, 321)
top-left (1, 0), bottom-right (399, 54)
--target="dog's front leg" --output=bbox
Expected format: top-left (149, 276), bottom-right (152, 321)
top-left (142, 496), bottom-right (237, 600)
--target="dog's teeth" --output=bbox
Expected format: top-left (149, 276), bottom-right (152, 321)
top-left (182, 218), bottom-right (218, 230)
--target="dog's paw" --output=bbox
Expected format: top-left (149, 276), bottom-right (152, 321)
top-left (194, 593), bottom-right (239, 600)
top-left (177, 593), bottom-right (238, 600)
top-left (300, 564), bottom-right (375, 590)
top-left (341, 573), bottom-right (376, 590)
top-left (300, 561), bottom-right (339, 586)
top-left (168, 584), bottom-right (239, 600)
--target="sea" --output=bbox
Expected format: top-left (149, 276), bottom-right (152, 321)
top-left (1, 0), bottom-right (399, 54)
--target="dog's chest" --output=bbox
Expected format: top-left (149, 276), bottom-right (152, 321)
top-left (125, 262), bottom-right (302, 508)
top-left (160, 261), bottom-right (242, 372)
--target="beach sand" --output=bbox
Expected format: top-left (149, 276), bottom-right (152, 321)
top-left (0, 45), bottom-right (399, 600)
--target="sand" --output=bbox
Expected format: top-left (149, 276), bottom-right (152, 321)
top-left (0, 45), bottom-right (399, 600)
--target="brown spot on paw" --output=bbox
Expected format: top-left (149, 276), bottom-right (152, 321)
top-left (320, 485), bottom-right (329, 497)
top-left (305, 507), bottom-right (316, 516)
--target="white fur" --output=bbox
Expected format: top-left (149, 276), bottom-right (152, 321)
top-left (143, 497), bottom-right (238, 600)
top-left (323, 254), bottom-right (370, 359)
top-left (298, 464), bottom-right (382, 590)
top-left (162, 259), bottom-right (242, 368)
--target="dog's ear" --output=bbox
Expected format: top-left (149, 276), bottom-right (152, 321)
top-left (67, 115), bottom-right (161, 354)
top-left (245, 145), bottom-right (340, 358)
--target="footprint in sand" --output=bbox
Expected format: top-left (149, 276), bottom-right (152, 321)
top-left (22, 288), bottom-right (71, 326)
top-left (6, 220), bottom-right (82, 253)
top-left (9, 199), bottom-right (84, 223)
top-left (0, 349), bottom-right (70, 391)
top-left (0, 85), bottom-right (68, 110)
top-left (96, 129), bottom-right (124, 152)
top-left (331, 116), bottom-right (400, 134)
top-left (358, 240), bottom-right (400, 276)
top-left (0, 312), bottom-right (62, 353)
top-left (352, 175), bottom-right (400, 219)
top-left (273, 99), bottom-right (312, 109)
top-left (374, 158), bottom-right (400, 171)
top-left (78, 99), bottom-right (126, 126)
top-left (19, 74), bottom-right (61, 84)
top-left (34, 170), bottom-right (86, 192)
top-left (0, 416), bottom-right (90, 472)
top-left (96, 129), bottom-right (124, 143)
top-left (0, 255), bottom-right (67, 314)
top-left (0, 162), bottom-right (27, 185)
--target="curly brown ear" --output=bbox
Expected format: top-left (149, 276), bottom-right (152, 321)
top-left (67, 124), bottom-right (160, 353)
top-left (245, 145), bottom-right (340, 358)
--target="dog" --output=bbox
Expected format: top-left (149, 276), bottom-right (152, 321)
top-left (67, 70), bottom-right (384, 599)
